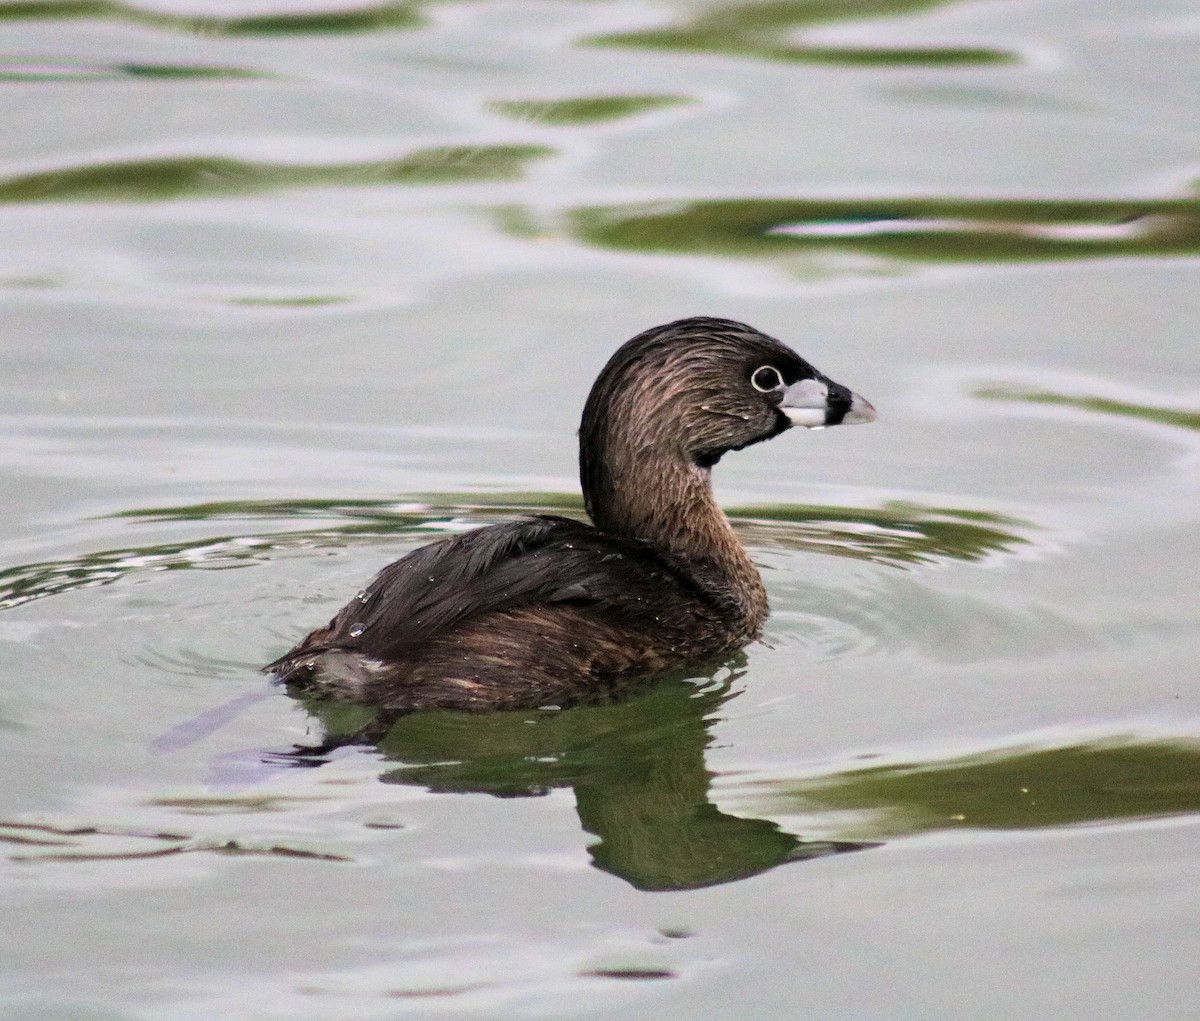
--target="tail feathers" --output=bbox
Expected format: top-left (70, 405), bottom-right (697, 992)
top-left (262, 651), bottom-right (319, 682)
top-left (262, 626), bottom-right (333, 682)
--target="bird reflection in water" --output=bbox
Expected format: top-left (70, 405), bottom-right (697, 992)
top-left (279, 667), bottom-right (874, 892)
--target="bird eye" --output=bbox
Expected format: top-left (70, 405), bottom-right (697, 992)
top-left (750, 365), bottom-right (783, 393)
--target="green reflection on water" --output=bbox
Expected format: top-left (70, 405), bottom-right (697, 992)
top-left (0, 817), bottom-right (350, 863)
top-left (588, 0), bottom-right (1014, 66)
top-left (227, 295), bottom-right (353, 307)
top-left (299, 674), bottom-right (869, 890)
top-left (0, 61), bottom-right (261, 80)
top-left (0, 0), bottom-right (422, 35)
top-left (0, 496), bottom-right (1029, 609)
top-left (115, 63), bottom-right (260, 79)
top-left (568, 196), bottom-right (1200, 263)
top-left (490, 94), bottom-right (692, 124)
top-left (757, 740), bottom-right (1200, 838)
top-left (0, 145), bottom-right (553, 203)
top-left (977, 387), bottom-right (1200, 432)
top-left (737, 500), bottom-right (1028, 565)
top-left (108, 493), bottom-right (588, 524)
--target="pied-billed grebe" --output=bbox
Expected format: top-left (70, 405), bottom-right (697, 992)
top-left (265, 316), bottom-right (874, 711)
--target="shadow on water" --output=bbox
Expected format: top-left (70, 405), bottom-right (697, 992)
top-left (292, 671), bottom-right (874, 891)
top-left (586, 0), bottom-right (1016, 66)
top-left (0, 145), bottom-right (554, 203)
top-left (563, 195), bottom-right (1200, 264)
top-left (0, 495), bottom-right (1032, 610)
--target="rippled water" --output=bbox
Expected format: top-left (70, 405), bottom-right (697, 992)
top-left (3, 0), bottom-right (1199, 1017)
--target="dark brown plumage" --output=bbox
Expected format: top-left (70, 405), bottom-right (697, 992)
top-left (264, 316), bottom-right (875, 711)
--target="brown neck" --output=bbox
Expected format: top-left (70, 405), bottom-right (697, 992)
top-left (583, 446), bottom-right (768, 628)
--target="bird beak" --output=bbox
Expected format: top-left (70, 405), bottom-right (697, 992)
top-left (779, 377), bottom-right (877, 429)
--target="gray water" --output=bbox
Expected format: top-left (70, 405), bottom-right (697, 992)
top-left (2, 0), bottom-right (1200, 1017)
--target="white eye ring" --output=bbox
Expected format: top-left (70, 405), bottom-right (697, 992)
top-left (750, 365), bottom-right (783, 393)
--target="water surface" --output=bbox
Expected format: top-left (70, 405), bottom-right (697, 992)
top-left (2, 0), bottom-right (1199, 1017)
